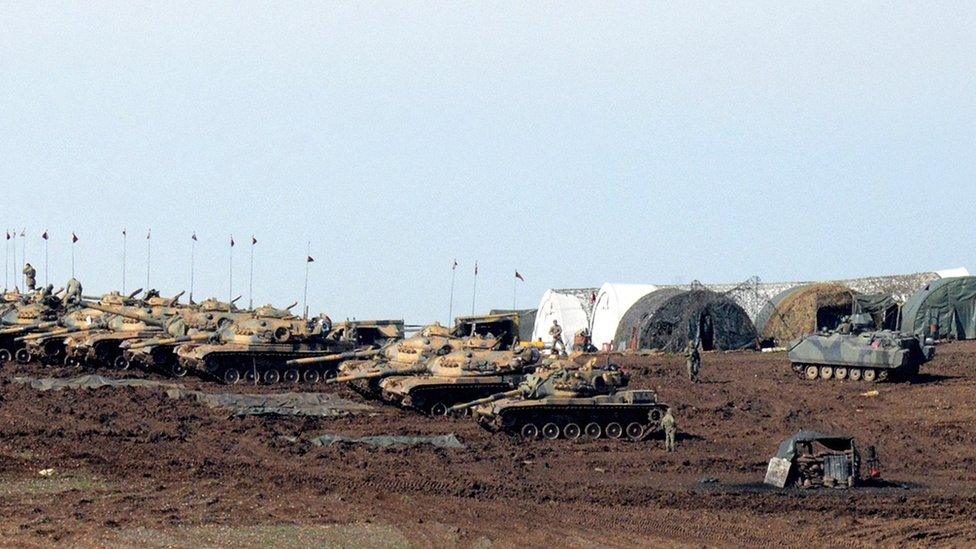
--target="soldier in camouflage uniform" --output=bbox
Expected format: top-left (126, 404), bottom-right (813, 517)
top-left (660, 408), bottom-right (677, 452)
top-left (549, 320), bottom-right (566, 356)
top-left (22, 263), bottom-right (37, 291)
top-left (684, 339), bottom-right (701, 383)
top-left (65, 278), bottom-right (83, 305)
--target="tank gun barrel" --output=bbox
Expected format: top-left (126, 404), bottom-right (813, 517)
top-left (286, 348), bottom-right (381, 367)
top-left (325, 364), bottom-right (427, 385)
top-left (82, 302), bottom-right (168, 327)
top-left (449, 389), bottom-right (522, 412)
top-left (169, 290), bottom-right (185, 305)
top-left (128, 331), bottom-right (213, 349)
top-left (0, 320), bottom-right (59, 335)
top-left (16, 325), bottom-right (96, 341)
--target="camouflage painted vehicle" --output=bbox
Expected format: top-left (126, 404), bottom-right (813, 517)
top-left (788, 314), bottom-right (935, 383)
top-left (62, 290), bottom-right (185, 369)
top-left (378, 346), bottom-right (541, 416)
top-left (450, 362), bottom-right (669, 441)
top-left (86, 297), bottom-right (245, 375)
top-left (0, 289), bottom-right (69, 363)
top-left (175, 313), bottom-right (403, 384)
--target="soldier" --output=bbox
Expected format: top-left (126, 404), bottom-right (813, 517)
top-left (549, 320), bottom-right (565, 356)
top-left (661, 408), bottom-right (677, 452)
top-left (684, 339), bottom-right (701, 383)
top-left (22, 263), bottom-right (37, 291)
top-left (65, 277), bottom-right (83, 305)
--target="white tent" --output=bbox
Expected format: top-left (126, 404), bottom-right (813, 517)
top-left (589, 283), bottom-right (658, 350)
top-left (531, 288), bottom-right (597, 349)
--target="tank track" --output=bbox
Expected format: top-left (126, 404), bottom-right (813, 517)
top-left (187, 351), bottom-right (344, 385)
top-left (791, 362), bottom-right (918, 383)
top-left (486, 403), bottom-right (669, 441)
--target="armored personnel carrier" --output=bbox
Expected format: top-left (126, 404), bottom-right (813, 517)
top-left (450, 362), bottom-right (670, 441)
top-left (788, 314), bottom-right (935, 382)
top-left (175, 313), bottom-right (403, 384)
top-left (378, 346), bottom-right (541, 416)
top-left (63, 290), bottom-right (185, 369)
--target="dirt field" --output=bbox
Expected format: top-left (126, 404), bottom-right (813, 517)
top-left (1, 341), bottom-right (974, 547)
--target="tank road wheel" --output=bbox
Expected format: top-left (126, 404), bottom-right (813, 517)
top-left (878, 369), bottom-right (889, 382)
top-left (113, 355), bottom-right (131, 371)
top-left (542, 423), bottom-right (561, 440)
top-left (563, 423), bottom-right (581, 439)
top-left (819, 366), bottom-right (833, 380)
top-left (303, 369), bottom-right (320, 384)
top-left (263, 369), bottom-right (281, 384)
top-left (584, 422), bottom-right (602, 439)
top-left (849, 368), bottom-right (862, 381)
top-left (324, 369), bottom-right (338, 381)
top-left (626, 422), bottom-right (645, 441)
top-left (429, 402), bottom-right (449, 417)
top-left (834, 367), bottom-right (848, 380)
top-left (648, 409), bottom-right (663, 422)
top-left (862, 369), bottom-right (877, 382)
top-left (804, 365), bottom-right (819, 380)
top-left (0, 348), bottom-right (12, 364)
top-left (15, 348), bottom-right (32, 364)
top-left (283, 369), bottom-right (300, 384)
top-left (171, 363), bottom-right (188, 378)
top-left (520, 423), bottom-right (539, 440)
top-left (244, 368), bottom-right (258, 382)
top-left (222, 368), bottom-right (241, 385)
top-left (64, 356), bottom-right (79, 367)
top-left (605, 422), bottom-right (623, 439)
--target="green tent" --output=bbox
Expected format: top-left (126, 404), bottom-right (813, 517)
top-left (900, 277), bottom-right (976, 340)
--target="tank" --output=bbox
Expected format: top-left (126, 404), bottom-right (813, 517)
top-left (377, 346), bottom-right (542, 416)
top-left (87, 297), bottom-right (247, 376)
top-left (450, 361), bottom-right (671, 441)
top-left (62, 290), bottom-right (185, 369)
top-left (289, 322), bottom-right (465, 397)
top-left (787, 314), bottom-right (935, 382)
top-left (0, 288), bottom-right (72, 363)
top-left (175, 314), bottom-right (403, 384)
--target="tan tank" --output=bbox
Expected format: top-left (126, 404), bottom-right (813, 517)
top-left (174, 315), bottom-right (403, 384)
top-left (62, 290), bottom-right (186, 369)
top-left (377, 346), bottom-right (542, 416)
top-left (450, 362), bottom-right (670, 441)
top-left (0, 287), bottom-right (76, 363)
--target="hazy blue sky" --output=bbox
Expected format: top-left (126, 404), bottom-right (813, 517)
top-left (1, 2), bottom-right (973, 323)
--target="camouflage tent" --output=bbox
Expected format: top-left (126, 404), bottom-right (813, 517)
top-left (900, 276), bottom-right (976, 340)
top-left (625, 288), bottom-right (757, 352)
top-left (755, 283), bottom-right (855, 346)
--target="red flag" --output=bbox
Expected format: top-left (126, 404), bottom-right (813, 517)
top-left (146, 230), bottom-right (151, 240)
top-left (474, 261), bottom-right (478, 276)
top-left (251, 236), bottom-right (257, 245)
top-left (515, 271), bottom-right (525, 281)
top-left (230, 236), bottom-right (235, 247)
top-left (191, 233), bottom-right (198, 241)
top-left (307, 256), bottom-right (315, 263)
top-left (19, 229), bottom-right (25, 237)
top-left (452, 259), bottom-right (459, 270)
top-left (122, 228), bottom-right (126, 237)
top-left (42, 231), bottom-right (48, 240)
top-left (4, 232), bottom-right (9, 240)
top-left (72, 233), bottom-right (79, 243)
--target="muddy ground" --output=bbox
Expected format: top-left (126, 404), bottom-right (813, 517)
top-left (0, 341), bottom-right (974, 547)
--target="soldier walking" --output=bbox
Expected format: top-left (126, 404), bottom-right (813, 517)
top-left (22, 263), bottom-right (37, 291)
top-left (684, 339), bottom-right (701, 383)
top-left (549, 320), bottom-right (566, 356)
top-left (661, 408), bottom-right (677, 452)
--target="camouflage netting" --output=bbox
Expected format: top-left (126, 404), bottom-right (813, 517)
top-left (612, 288), bottom-right (682, 349)
top-left (755, 284), bottom-right (855, 346)
top-left (634, 289), bottom-right (758, 352)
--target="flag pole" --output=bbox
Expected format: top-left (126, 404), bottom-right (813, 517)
top-left (303, 241), bottom-right (311, 319)
top-left (146, 229), bottom-right (151, 290)
top-left (248, 236), bottom-right (255, 309)
top-left (190, 234), bottom-right (196, 302)
top-left (513, 272), bottom-right (517, 310)
top-left (43, 231), bottom-right (49, 287)
top-left (122, 229), bottom-right (127, 293)
top-left (11, 230), bottom-right (16, 290)
top-left (71, 236), bottom-right (75, 278)
top-left (448, 260), bottom-right (457, 325)
top-left (20, 230), bottom-right (26, 289)
top-left (229, 235), bottom-right (234, 304)
top-left (3, 232), bottom-right (8, 291)
top-left (471, 260), bottom-right (478, 315)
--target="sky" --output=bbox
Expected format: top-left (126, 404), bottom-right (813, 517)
top-left (1, 2), bottom-right (974, 324)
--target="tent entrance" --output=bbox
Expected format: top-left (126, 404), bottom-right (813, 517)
top-left (816, 305), bottom-right (850, 332)
top-left (697, 311), bottom-right (715, 351)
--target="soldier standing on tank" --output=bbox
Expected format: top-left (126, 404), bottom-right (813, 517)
top-left (549, 320), bottom-right (566, 356)
top-left (684, 339), bottom-right (701, 383)
top-left (22, 263), bottom-right (37, 291)
top-left (661, 408), bottom-right (677, 452)
top-left (65, 277), bottom-right (83, 305)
